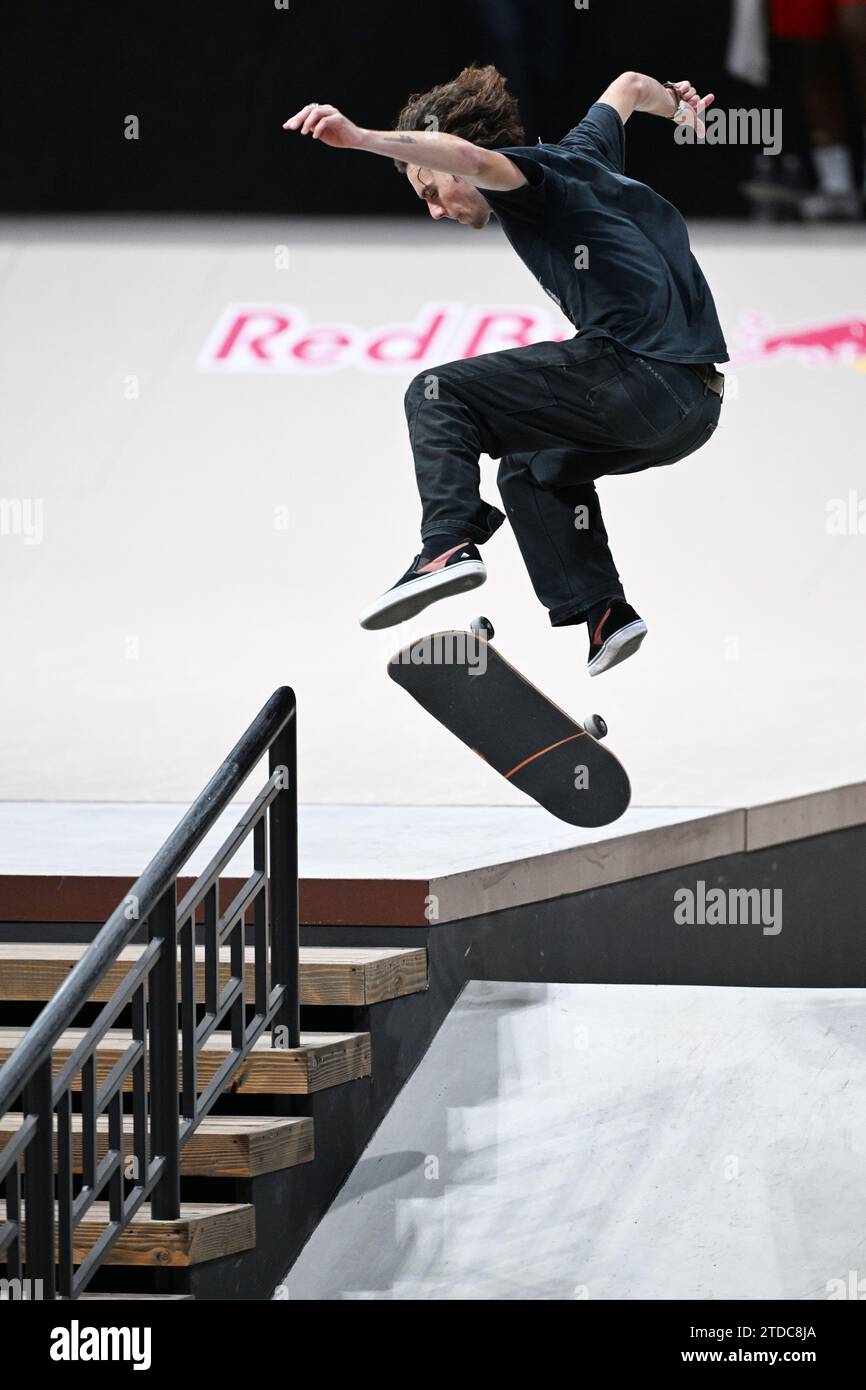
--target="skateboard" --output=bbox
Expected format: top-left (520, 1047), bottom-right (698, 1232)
top-left (387, 617), bottom-right (631, 828)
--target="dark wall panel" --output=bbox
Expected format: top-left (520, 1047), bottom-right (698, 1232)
top-left (4, 0), bottom-right (764, 217)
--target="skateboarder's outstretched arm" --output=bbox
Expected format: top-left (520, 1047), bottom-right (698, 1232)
top-left (283, 102), bottom-right (528, 190)
top-left (597, 73), bottom-right (714, 135)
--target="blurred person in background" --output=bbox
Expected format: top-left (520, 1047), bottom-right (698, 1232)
top-left (772, 0), bottom-right (866, 217)
top-left (729, 0), bottom-right (814, 216)
top-left (285, 67), bottom-right (727, 678)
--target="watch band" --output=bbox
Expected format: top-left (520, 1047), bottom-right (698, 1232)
top-left (663, 81), bottom-right (688, 123)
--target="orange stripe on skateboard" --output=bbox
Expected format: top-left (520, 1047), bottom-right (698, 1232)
top-left (505, 731), bottom-right (586, 780)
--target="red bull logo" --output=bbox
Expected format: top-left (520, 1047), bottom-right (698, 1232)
top-left (732, 313), bottom-right (866, 370)
top-left (199, 302), bottom-right (569, 372)
top-left (199, 304), bottom-right (866, 375)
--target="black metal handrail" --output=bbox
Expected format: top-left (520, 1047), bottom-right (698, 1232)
top-left (0, 686), bottom-right (298, 1298)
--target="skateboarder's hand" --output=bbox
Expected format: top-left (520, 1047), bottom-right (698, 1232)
top-left (666, 81), bottom-right (714, 138)
top-left (283, 103), bottom-right (366, 149)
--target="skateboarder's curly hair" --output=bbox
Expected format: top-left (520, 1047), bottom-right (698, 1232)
top-left (391, 65), bottom-right (526, 174)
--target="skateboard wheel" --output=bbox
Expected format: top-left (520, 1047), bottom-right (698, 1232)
top-left (470, 616), bottom-right (495, 640)
top-left (584, 713), bottom-right (608, 740)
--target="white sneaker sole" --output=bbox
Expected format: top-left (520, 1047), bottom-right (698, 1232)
top-left (359, 559), bottom-right (487, 631)
top-left (587, 620), bottom-right (647, 677)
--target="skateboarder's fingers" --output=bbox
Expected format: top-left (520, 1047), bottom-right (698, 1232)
top-left (311, 114), bottom-right (343, 141)
top-left (283, 104), bottom-right (314, 130)
top-left (283, 102), bottom-right (337, 132)
top-left (301, 104), bottom-right (338, 136)
top-left (672, 81), bottom-right (708, 110)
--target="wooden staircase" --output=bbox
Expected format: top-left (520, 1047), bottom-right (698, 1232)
top-left (0, 943), bottom-right (427, 1289)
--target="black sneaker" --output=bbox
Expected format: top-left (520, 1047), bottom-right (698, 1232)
top-left (359, 540), bottom-right (486, 630)
top-left (587, 600), bottom-right (647, 676)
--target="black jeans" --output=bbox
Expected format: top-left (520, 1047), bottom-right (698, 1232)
top-left (404, 336), bottom-right (722, 626)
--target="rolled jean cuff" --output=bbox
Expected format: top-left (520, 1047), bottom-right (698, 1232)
top-left (548, 586), bottom-right (625, 628)
top-left (421, 506), bottom-right (506, 547)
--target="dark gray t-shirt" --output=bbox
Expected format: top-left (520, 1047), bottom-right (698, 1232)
top-left (481, 102), bottom-right (728, 364)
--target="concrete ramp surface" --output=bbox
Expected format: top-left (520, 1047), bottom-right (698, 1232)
top-left (281, 981), bottom-right (866, 1300)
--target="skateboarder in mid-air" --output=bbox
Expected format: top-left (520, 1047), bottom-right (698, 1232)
top-left (285, 68), bottom-right (727, 676)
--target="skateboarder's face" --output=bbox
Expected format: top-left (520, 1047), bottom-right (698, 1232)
top-left (406, 166), bottom-right (492, 229)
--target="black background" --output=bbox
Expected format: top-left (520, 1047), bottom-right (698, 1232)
top-left (2, 0), bottom-right (794, 217)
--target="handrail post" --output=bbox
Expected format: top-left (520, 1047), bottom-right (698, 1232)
top-left (270, 706), bottom-right (299, 1048)
top-left (148, 885), bottom-right (180, 1219)
top-left (21, 1057), bottom-right (56, 1299)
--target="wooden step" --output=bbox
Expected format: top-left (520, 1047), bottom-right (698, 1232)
top-left (0, 1111), bottom-right (313, 1177)
top-left (1, 1200), bottom-right (254, 1267)
top-left (0, 943), bottom-right (428, 1006)
top-left (296, 946), bottom-right (427, 1005)
top-left (0, 1026), bottom-right (371, 1095)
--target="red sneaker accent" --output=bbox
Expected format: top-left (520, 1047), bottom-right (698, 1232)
top-left (592, 607), bottom-right (612, 647)
top-left (416, 541), bottom-right (470, 574)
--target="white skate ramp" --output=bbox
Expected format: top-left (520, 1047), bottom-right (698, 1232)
top-left (2, 220), bottom-right (866, 808)
top-left (282, 980), bottom-right (866, 1300)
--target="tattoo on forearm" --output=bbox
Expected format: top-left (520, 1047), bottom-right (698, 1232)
top-left (383, 134), bottom-right (417, 145)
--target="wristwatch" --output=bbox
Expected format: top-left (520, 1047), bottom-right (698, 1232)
top-left (663, 81), bottom-right (689, 124)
